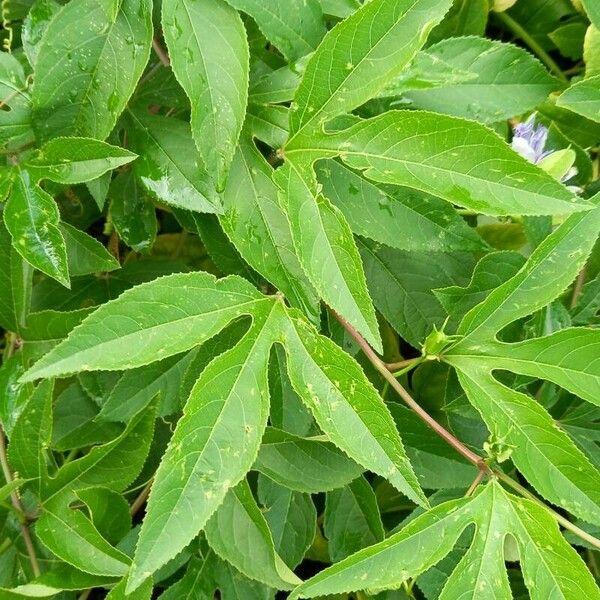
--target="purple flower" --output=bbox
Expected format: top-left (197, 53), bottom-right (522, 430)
top-left (511, 115), bottom-right (550, 164)
top-left (511, 114), bottom-right (579, 190)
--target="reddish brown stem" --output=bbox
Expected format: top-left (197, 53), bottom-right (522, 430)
top-left (333, 311), bottom-right (489, 473)
top-left (130, 479), bottom-right (153, 517)
top-left (570, 265), bottom-right (587, 309)
top-left (152, 37), bottom-right (170, 67)
top-left (465, 470), bottom-right (486, 497)
top-left (0, 427), bottom-right (40, 576)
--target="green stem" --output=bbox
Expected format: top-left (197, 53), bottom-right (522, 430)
top-left (393, 357), bottom-right (425, 379)
top-left (495, 12), bottom-right (568, 82)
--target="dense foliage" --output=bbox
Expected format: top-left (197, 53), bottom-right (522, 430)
top-left (1, 0), bottom-right (600, 597)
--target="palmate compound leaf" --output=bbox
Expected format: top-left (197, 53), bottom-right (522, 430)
top-left (19, 272), bottom-right (425, 590)
top-left (289, 481), bottom-right (600, 600)
top-left (276, 0), bottom-right (586, 353)
top-left (444, 202), bottom-right (600, 524)
top-left (161, 0), bottom-right (249, 190)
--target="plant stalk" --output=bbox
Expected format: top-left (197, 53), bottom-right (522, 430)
top-left (332, 311), bottom-right (489, 472)
top-left (0, 427), bottom-right (40, 576)
top-left (152, 37), bottom-right (170, 67)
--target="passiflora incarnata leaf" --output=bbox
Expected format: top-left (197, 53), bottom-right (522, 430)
top-left (289, 482), bottom-right (599, 599)
top-left (20, 272), bottom-right (424, 589)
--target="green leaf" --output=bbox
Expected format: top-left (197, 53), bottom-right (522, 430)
top-left (21, 272), bottom-right (266, 380)
top-left (224, 0), bottom-right (325, 61)
top-left (249, 65), bottom-right (299, 105)
top-left (99, 350), bottom-right (198, 422)
top-left (160, 551), bottom-right (271, 600)
top-left (283, 311), bottom-right (426, 507)
top-left (51, 381), bottom-right (121, 451)
top-left (454, 328), bottom-right (600, 408)
top-left (309, 111), bottom-right (588, 216)
top-left (61, 223), bottom-right (119, 277)
top-left (434, 251), bottom-right (526, 330)
top-left (358, 239), bottom-right (473, 348)
top-left (584, 24), bottom-right (600, 78)
top-left (0, 53), bottom-right (33, 148)
top-left (580, 0), bottom-right (600, 29)
top-left (32, 0), bottom-right (153, 141)
top-left (549, 22), bottom-right (587, 60)
top-left (389, 403), bottom-right (476, 490)
top-left (7, 379), bottom-right (53, 486)
top-left (268, 346), bottom-right (315, 436)
top-left (316, 160), bottom-right (486, 253)
top-left (287, 0), bottom-right (454, 143)
top-left (253, 428), bottom-right (363, 493)
top-left (452, 364), bottom-right (600, 524)
top-left (457, 204), bottom-right (600, 340)
top-left (24, 138), bottom-right (136, 185)
top-left (127, 307), bottom-right (276, 591)
top-left (34, 564), bottom-right (118, 593)
top-left (0, 585), bottom-right (62, 599)
top-left (557, 74), bottom-right (600, 123)
top-left (289, 483), bottom-right (599, 599)
top-left (0, 354), bottom-right (34, 436)
top-left (428, 0), bottom-right (488, 43)
top-left (0, 479), bottom-right (29, 505)
top-left (205, 479), bottom-right (301, 589)
top-left (109, 171), bottom-right (157, 254)
top-left (127, 111), bottom-right (221, 213)
top-left (291, 494), bottom-right (473, 598)
top-left (572, 273), bottom-right (600, 324)
top-left (161, 0), bottom-right (249, 189)
top-left (324, 476), bottom-right (384, 562)
top-left (106, 577), bottom-right (153, 600)
top-left (245, 103), bottom-right (289, 148)
top-left (0, 219), bottom-right (32, 333)
top-left (275, 160), bottom-right (382, 351)
top-left (41, 401), bottom-right (155, 504)
top-left (22, 0), bottom-right (62, 68)
top-left (384, 37), bottom-right (562, 122)
top-left (257, 475), bottom-right (316, 569)
top-left (36, 497), bottom-right (131, 577)
top-left (220, 138), bottom-right (319, 320)
top-left (4, 170), bottom-right (69, 288)
top-left (77, 487), bottom-right (131, 545)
